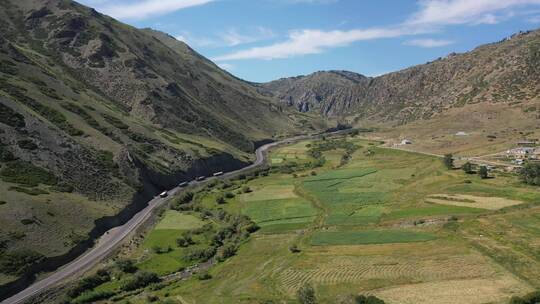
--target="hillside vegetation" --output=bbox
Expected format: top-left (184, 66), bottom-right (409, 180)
top-left (0, 0), bottom-right (322, 289)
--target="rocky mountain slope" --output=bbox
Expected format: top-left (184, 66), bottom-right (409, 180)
top-left (259, 29), bottom-right (540, 124)
top-left (0, 0), bottom-right (319, 292)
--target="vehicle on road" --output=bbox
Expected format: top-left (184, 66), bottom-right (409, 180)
top-left (213, 171), bottom-right (223, 177)
top-left (178, 181), bottom-right (188, 187)
top-left (159, 191), bottom-right (168, 198)
top-left (196, 176), bottom-right (206, 181)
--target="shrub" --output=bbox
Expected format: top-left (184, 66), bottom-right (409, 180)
top-left (478, 166), bottom-right (489, 179)
top-left (197, 271), bottom-right (212, 280)
top-left (216, 196), bottom-right (226, 204)
top-left (9, 186), bottom-right (49, 195)
top-left (297, 284), bottom-right (316, 304)
top-left (520, 162), bottom-right (540, 185)
top-left (67, 270), bottom-right (111, 298)
top-left (184, 246), bottom-right (216, 262)
top-left (0, 103), bottom-right (25, 128)
top-left (443, 154), bottom-right (454, 169)
top-left (0, 201), bottom-right (6, 205)
top-left (353, 295), bottom-right (386, 304)
top-left (121, 271), bottom-right (160, 291)
top-left (0, 160), bottom-right (57, 186)
top-left (0, 249), bottom-right (45, 275)
top-left (71, 291), bottom-right (115, 304)
top-left (242, 186), bottom-right (252, 193)
top-left (224, 192), bottom-right (235, 199)
top-left (289, 244), bottom-right (301, 253)
top-left (461, 162), bottom-right (474, 174)
top-left (115, 259), bottom-right (137, 273)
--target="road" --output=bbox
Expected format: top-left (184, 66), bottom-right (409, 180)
top-left (1, 133), bottom-right (321, 304)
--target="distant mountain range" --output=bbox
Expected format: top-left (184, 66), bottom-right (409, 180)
top-left (259, 29), bottom-right (540, 125)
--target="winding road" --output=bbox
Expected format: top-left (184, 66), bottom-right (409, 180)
top-left (1, 133), bottom-right (321, 304)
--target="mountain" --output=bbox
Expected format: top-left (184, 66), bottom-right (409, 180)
top-left (0, 0), bottom-right (322, 290)
top-left (259, 29), bottom-right (540, 125)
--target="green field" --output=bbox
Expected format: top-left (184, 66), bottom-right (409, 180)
top-left (311, 230), bottom-right (437, 245)
top-left (154, 211), bottom-right (204, 230)
top-left (84, 135), bottom-right (540, 304)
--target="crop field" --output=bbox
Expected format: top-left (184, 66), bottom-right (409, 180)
top-left (111, 134), bottom-right (539, 304)
top-left (154, 211), bottom-right (205, 230)
top-left (310, 230), bottom-right (437, 245)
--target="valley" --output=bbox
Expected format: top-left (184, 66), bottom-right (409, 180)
top-left (51, 133), bottom-right (539, 304)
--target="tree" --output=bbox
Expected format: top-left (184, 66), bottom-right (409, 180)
top-left (478, 166), bottom-right (489, 179)
top-left (289, 244), bottom-right (301, 253)
top-left (297, 284), bottom-right (316, 304)
top-left (520, 162), bottom-right (540, 185)
top-left (115, 259), bottom-right (137, 273)
top-left (354, 295), bottom-right (386, 304)
top-left (443, 154), bottom-right (454, 169)
top-left (462, 162), bottom-right (474, 174)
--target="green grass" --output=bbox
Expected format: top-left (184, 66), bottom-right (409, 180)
top-left (385, 204), bottom-right (485, 220)
top-left (0, 161), bottom-right (57, 186)
top-left (154, 211), bottom-right (204, 230)
top-left (242, 198), bottom-right (317, 224)
top-left (311, 230), bottom-right (437, 245)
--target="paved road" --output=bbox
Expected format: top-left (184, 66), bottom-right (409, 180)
top-left (2, 133), bottom-right (321, 304)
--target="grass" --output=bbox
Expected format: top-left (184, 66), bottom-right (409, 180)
top-left (154, 211), bottom-right (204, 230)
top-left (242, 198), bottom-right (317, 225)
top-left (311, 230), bottom-right (437, 245)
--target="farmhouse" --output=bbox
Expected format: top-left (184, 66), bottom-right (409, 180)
top-left (455, 131), bottom-right (468, 136)
top-left (506, 147), bottom-right (539, 160)
top-left (401, 139), bottom-right (412, 145)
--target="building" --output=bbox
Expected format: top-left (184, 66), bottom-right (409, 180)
top-left (507, 147), bottom-right (537, 159)
top-left (517, 140), bottom-right (536, 147)
top-left (401, 139), bottom-right (412, 145)
top-left (455, 131), bottom-right (468, 136)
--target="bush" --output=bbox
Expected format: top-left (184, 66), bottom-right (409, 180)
top-left (0, 103), bottom-right (25, 128)
top-left (216, 196), bottom-right (226, 204)
top-left (121, 271), bottom-right (160, 291)
top-left (478, 166), bottom-right (489, 179)
top-left (197, 271), bottom-right (212, 280)
top-left (443, 154), bottom-right (454, 169)
top-left (115, 259), bottom-right (137, 273)
top-left (184, 246), bottom-right (216, 262)
top-left (242, 186), bottom-right (252, 193)
top-left (0, 249), bottom-right (45, 275)
top-left (0, 160), bottom-right (57, 186)
top-left (71, 290), bottom-right (115, 304)
top-left (297, 284), bottom-right (316, 304)
top-left (353, 295), bottom-right (386, 304)
top-left (68, 270), bottom-right (111, 298)
top-left (224, 192), bottom-right (235, 199)
top-left (520, 162), bottom-right (540, 185)
top-left (289, 244), bottom-right (301, 253)
top-left (461, 162), bottom-right (474, 174)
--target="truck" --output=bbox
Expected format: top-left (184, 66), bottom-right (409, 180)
top-left (159, 191), bottom-right (168, 198)
top-left (178, 181), bottom-right (188, 187)
top-left (196, 176), bottom-right (206, 181)
top-left (213, 171), bottom-right (224, 177)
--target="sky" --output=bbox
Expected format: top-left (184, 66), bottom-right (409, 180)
top-left (78, 0), bottom-right (540, 82)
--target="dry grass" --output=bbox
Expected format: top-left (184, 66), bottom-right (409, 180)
top-left (427, 194), bottom-right (524, 210)
top-left (372, 277), bottom-right (533, 304)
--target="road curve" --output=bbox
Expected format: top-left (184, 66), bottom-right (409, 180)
top-left (1, 133), bottom-right (321, 304)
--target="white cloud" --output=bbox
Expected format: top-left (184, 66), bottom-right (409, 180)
top-left (221, 27), bottom-right (276, 46)
top-left (404, 38), bottom-right (455, 48)
top-left (407, 0), bottom-right (540, 26)
top-left (213, 27), bottom-right (411, 61)
top-left (213, 0), bottom-right (540, 61)
top-left (97, 0), bottom-right (215, 20)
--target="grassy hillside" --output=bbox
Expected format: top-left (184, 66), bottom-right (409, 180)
top-left (0, 0), bottom-right (325, 289)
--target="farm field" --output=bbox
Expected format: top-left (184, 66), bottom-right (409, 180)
top-left (83, 133), bottom-right (540, 304)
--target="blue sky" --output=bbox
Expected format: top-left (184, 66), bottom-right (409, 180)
top-left (79, 0), bottom-right (540, 82)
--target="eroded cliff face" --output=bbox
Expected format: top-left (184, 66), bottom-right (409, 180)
top-left (260, 30), bottom-right (540, 124)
